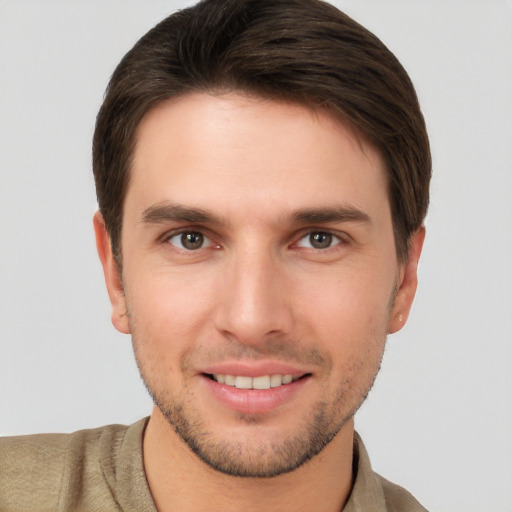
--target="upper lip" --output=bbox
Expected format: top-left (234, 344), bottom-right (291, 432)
top-left (199, 360), bottom-right (311, 378)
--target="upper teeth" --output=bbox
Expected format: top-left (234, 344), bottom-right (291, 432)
top-left (213, 374), bottom-right (298, 390)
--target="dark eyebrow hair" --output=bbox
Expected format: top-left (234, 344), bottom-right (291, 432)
top-left (141, 202), bottom-right (371, 228)
top-left (141, 204), bottom-right (223, 225)
top-left (290, 206), bottom-right (371, 225)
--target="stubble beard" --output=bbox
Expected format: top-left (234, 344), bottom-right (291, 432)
top-left (124, 279), bottom-right (396, 478)
top-left (132, 335), bottom-right (385, 478)
top-left (151, 388), bottom-right (347, 478)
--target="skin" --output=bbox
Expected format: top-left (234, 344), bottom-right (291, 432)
top-left (95, 92), bottom-right (424, 512)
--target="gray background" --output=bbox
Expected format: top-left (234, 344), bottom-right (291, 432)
top-left (1, 1), bottom-right (511, 511)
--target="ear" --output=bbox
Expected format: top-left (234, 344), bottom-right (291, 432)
top-left (93, 211), bottom-right (131, 334)
top-left (388, 227), bottom-right (425, 334)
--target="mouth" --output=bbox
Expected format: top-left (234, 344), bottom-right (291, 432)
top-left (204, 373), bottom-right (309, 390)
top-left (200, 369), bottom-right (311, 414)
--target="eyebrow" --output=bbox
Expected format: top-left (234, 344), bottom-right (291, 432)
top-left (289, 206), bottom-right (371, 225)
top-left (141, 204), bottom-right (222, 225)
top-left (141, 202), bottom-right (371, 227)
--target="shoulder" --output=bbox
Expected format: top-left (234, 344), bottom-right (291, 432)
top-left (345, 432), bottom-right (428, 512)
top-left (376, 474), bottom-right (428, 512)
top-left (0, 420), bottom-right (145, 512)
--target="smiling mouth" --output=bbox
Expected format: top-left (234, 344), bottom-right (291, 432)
top-left (206, 373), bottom-right (310, 390)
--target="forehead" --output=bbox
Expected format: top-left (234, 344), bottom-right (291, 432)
top-left (126, 92), bottom-right (389, 222)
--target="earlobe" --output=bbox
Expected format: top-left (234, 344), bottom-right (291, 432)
top-left (388, 227), bottom-right (425, 334)
top-left (93, 211), bottom-right (131, 334)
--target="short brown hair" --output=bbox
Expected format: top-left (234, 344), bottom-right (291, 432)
top-left (93, 0), bottom-right (431, 264)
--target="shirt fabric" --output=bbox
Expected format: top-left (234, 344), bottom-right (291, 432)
top-left (0, 418), bottom-right (427, 511)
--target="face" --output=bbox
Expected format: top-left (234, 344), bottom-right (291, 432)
top-left (96, 92), bottom-right (423, 477)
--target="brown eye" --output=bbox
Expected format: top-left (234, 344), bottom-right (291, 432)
top-left (168, 231), bottom-right (208, 250)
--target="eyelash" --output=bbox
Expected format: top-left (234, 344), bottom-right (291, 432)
top-left (294, 231), bottom-right (346, 251)
top-left (161, 228), bottom-right (349, 253)
top-left (164, 229), bottom-right (216, 252)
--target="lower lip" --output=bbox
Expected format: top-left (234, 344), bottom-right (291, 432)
top-left (201, 375), bottom-right (309, 414)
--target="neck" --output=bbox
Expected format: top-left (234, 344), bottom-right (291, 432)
top-left (143, 406), bottom-right (354, 512)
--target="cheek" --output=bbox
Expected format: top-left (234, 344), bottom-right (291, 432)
top-left (297, 266), bottom-right (395, 333)
top-left (125, 268), bottom-right (216, 356)
top-left (293, 264), bottom-right (394, 384)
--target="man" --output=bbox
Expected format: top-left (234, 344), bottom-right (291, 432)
top-left (0, 0), bottom-right (431, 510)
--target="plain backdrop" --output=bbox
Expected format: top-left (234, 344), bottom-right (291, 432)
top-left (1, 1), bottom-right (511, 511)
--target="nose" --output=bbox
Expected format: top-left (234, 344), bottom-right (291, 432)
top-left (213, 245), bottom-right (294, 347)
